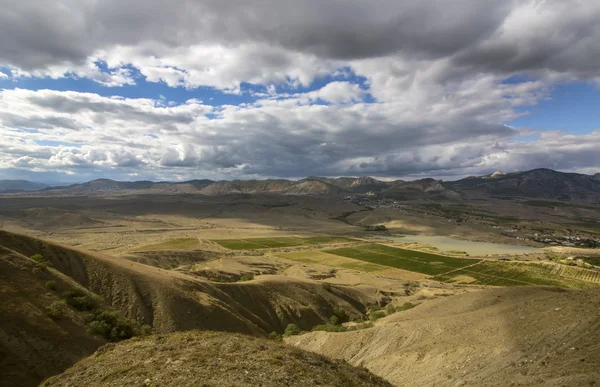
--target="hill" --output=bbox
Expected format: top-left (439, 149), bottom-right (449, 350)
top-left (19, 207), bottom-right (103, 230)
top-left (42, 331), bottom-right (391, 387)
top-left (446, 169), bottom-right (600, 202)
top-left (10, 168), bottom-right (600, 200)
top-left (0, 179), bottom-right (47, 193)
top-left (288, 286), bottom-right (600, 386)
top-left (0, 230), bottom-right (379, 385)
top-left (0, 245), bottom-right (106, 387)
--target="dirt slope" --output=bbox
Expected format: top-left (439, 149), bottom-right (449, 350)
top-left (0, 246), bottom-right (105, 387)
top-left (0, 231), bottom-right (376, 335)
top-left (288, 286), bottom-right (600, 387)
top-left (42, 331), bottom-right (391, 387)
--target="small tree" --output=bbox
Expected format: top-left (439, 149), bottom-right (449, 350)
top-left (30, 254), bottom-right (51, 273)
top-left (283, 323), bottom-right (301, 337)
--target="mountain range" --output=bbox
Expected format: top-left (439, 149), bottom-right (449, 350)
top-left (2, 168), bottom-right (600, 202)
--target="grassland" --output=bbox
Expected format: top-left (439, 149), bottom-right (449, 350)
top-left (323, 243), bottom-right (600, 289)
top-left (325, 243), bottom-right (479, 275)
top-left (279, 251), bottom-right (386, 272)
top-left (134, 238), bottom-right (202, 251)
top-left (433, 261), bottom-right (600, 288)
top-left (213, 236), bottom-right (354, 250)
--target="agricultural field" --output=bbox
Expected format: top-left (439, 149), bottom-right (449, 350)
top-left (279, 251), bottom-right (390, 272)
top-left (325, 243), bottom-right (480, 275)
top-left (134, 237), bottom-right (203, 251)
top-left (213, 236), bottom-right (354, 250)
top-left (433, 261), bottom-right (600, 288)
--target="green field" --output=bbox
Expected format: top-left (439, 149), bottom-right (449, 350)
top-left (433, 261), bottom-right (600, 288)
top-left (581, 257), bottom-right (600, 267)
top-left (325, 243), bottom-right (479, 275)
top-left (213, 236), bottom-right (354, 250)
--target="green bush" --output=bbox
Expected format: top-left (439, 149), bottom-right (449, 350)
top-left (283, 323), bottom-right (301, 337)
top-left (370, 311), bottom-right (386, 321)
top-left (45, 280), bottom-right (58, 291)
top-left (312, 323), bottom-right (347, 333)
top-left (62, 289), bottom-right (99, 311)
top-left (385, 304), bottom-right (397, 314)
top-left (47, 300), bottom-right (67, 319)
top-left (268, 331), bottom-right (282, 341)
top-left (239, 274), bottom-right (254, 282)
top-left (30, 254), bottom-right (51, 273)
top-left (87, 310), bottom-right (140, 341)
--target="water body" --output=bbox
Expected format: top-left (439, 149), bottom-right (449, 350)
top-left (372, 235), bottom-right (539, 256)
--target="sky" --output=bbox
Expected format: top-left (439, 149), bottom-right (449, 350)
top-left (0, 0), bottom-right (599, 184)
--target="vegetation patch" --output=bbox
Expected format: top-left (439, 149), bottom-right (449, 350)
top-left (325, 243), bottom-right (479, 275)
top-left (47, 300), bottom-right (67, 319)
top-left (30, 254), bottom-right (52, 273)
top-left (433, 261), bottom-right (600, 288)
top-left (213, 236), bottom-right (354, 250)
top-left (86, 310), bottom-right (151, 342)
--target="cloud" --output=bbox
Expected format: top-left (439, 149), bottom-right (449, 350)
top-left (0, 88), bottom-right (598, 180)
top-left (0, 1), bottom-right (599, 180)
top-left (1, 1), bottom-right (599, 89)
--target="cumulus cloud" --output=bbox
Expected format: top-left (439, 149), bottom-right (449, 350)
top-left (0, 88), bottom-right (598, 180)
top-left (0, 1), bottom-right (599, 180)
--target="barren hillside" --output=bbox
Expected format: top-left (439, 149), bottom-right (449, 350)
top-left (288, 286), bottom-right (600, 386)
top-left (42, 331), bottom-right (392, 387)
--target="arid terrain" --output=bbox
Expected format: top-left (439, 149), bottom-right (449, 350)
top-left (1, 169), bottom-right (599, 386)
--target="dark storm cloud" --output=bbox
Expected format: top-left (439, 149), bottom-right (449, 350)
top-left (1, 0), bottom-right (599, 80)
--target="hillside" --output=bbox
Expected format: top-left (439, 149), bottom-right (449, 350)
top-left (288, 286), bottom-right (600, 387)
top-left (0, 245), bottom-right (106, 387)
top-left (446, 169), bottom-right (600, 202)
top-left (8, 168), bottom-right (600, 200)
top-left (0, 179), bottom-right (47, 193)
top-left (42, 331), bottom-right (391, 387)
top-left (0, 230), bottom-right (381, 385)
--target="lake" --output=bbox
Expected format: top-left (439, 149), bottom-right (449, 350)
top-left (371, 234), bottom-right (540, 256)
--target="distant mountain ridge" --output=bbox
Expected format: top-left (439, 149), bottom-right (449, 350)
top-left (0, 179), bottom-right (47, 193)
top-left (3, 169), bottom-right (600, 201)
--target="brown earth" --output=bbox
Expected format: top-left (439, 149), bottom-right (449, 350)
top-left (0, 230), bottom-right (386, 386)
top-left (42, 331), bottom-right (392, 387)
top-left (287, 286), bottom-right (600, 387)
top-left (0, 245), bottom-right (104, 387)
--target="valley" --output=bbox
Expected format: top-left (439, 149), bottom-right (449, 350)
top-left (1, 169), bottom-right (600, 386)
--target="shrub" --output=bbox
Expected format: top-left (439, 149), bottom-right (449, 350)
top-left (239, 274), bottom-right (254, 282)
top-left (47, 300), bottom-right (67, 319)
top-left (385, 304), bottom-right (397, 314)
top-left (87, 310), bottom-right (138, 341)
top-left (45, 280), bottom-right (58, 291)
top-left (312, 323), bottom-right (347, 333)
top-left (368, 304), bottom-right (382, 313)
top-left (370, 311), bottom-right (386, 321)
top-left (331, 307), bottom-right (349, 323)
top-left (268, 331), bottom-right (282, 341)
top-left (63, 289), bottom-right (99, 311)
top-left (331, 315), bottom-right (343, 326)
top-left (30, 254), bottom-right (51, 273)
top-left (283, 323), bottom-right (301, 337)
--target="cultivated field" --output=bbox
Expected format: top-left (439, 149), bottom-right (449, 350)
top-left (433, 261), bottom-right (600, 288)
top-left (325, 243), bottom-right (480, 275)
top-left (213, 236), bottom-right (354, 250)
